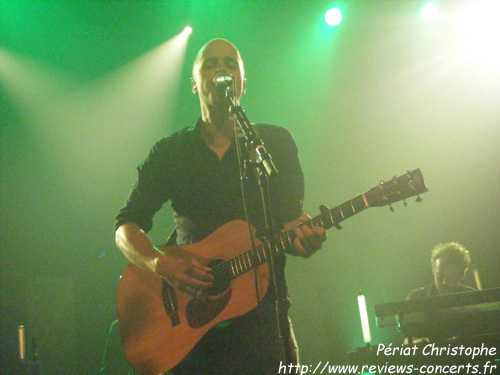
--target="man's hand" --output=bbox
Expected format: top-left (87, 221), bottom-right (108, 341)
top-left (154, 250), bottom-right (214, 298)
top-left (116, 222), bottom-right (214, 298)
top-left (284, 214), bottom-right (327, 258)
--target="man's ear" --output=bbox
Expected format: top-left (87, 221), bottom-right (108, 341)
top-left (191, 78), bottom-right (198, 94)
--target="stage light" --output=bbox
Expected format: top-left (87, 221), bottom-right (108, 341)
top-left (325, 8), bottom-right (342, 26)
top-left (421, 3), bottom-right (439, 22)
top-left (357, 292), bottom-right (371, 345)
top-left (183, 26), bottom-right (192, 36)
top-left (458, 0), bottom-right (500, 71)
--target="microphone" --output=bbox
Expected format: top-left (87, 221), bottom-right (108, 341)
top-left (214, 74), bottom-right (234, 87)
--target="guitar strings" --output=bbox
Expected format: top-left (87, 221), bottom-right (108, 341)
top-left (199, 177), bottom-right (421, 280)
top-left (207, 199), bottom-right (360, 279)
top-left (208, 236), bottom-right (282, 278)
top-left (207, 229), bottom-right (296, 278)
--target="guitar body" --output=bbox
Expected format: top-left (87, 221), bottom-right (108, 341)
top-left (116, 219), bottom-right (269, 375)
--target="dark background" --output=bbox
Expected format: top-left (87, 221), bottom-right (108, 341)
top-left (1, 1), bottom-right (499, 374)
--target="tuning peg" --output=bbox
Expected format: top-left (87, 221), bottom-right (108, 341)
top-left (415, 195), bottom-right (423, 202)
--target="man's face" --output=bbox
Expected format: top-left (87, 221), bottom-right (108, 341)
top-left (433, 258), bottom-right (465, 295)
top-left (192, 39), bottom-right (245, 108)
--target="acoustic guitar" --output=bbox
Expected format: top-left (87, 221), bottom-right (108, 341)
top-left (116, 168), bottom-right (427, 375)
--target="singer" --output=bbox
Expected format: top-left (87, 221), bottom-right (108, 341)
top-left (115, 39), bottom-right (327, 375)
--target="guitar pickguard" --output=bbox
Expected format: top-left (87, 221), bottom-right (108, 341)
top-left (185, 289), bottom-right (232, 328)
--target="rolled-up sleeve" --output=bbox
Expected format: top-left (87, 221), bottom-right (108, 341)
top-left (114, 139), bottom-right (171, 232)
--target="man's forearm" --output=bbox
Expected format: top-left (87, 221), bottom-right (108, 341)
top-left (115, 222), bottom-right (162, 273)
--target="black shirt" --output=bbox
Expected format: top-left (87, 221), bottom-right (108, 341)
top-left (115, 120), bottom-right (304, 242)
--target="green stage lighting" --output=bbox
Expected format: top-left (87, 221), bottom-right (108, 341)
top-left (421, 3), bottom-right (439, 22)
top-left (325, 8), bottom-right (342, 26)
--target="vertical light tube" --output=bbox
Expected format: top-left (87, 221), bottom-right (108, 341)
top-left (357, 291), bottom-right (371, 345)
top-left (18, 325), bottom-right (26, 361)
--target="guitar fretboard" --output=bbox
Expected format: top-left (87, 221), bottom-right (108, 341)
top-left (211, 193), bottom-right (369, 280)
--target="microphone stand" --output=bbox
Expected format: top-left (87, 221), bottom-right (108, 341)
top-left (231, 105), bottom-right (278, 178)
top-left (224, 82), bottom-right (290, 366)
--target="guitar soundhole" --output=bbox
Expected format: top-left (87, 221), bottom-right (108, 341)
top-left (206, 258), bottom-right (231, 296)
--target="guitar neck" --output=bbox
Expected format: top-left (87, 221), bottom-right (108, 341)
top-left (311, 193), bottom-right (369, 230)
top-left (218, 193), bottom-right (369, 280)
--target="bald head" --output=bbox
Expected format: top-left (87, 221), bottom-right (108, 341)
top-left (192, 39), bottom-right (245, 80)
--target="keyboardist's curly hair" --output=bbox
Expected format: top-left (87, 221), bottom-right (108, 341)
top-left (431, 242), bottom-right (471, 272)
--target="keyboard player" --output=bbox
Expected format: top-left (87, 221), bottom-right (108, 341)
top-left (405, 242), bottom-right (477, 342)
top-left (407, 242), bottom-right (476, 300)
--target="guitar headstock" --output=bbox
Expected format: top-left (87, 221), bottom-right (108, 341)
top-left (365, 169), bottom-right (428, 208)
